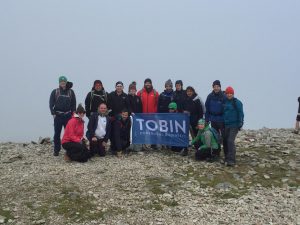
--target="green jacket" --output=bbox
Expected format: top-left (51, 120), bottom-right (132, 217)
top-left (191, 126), bottom-right (219, 150)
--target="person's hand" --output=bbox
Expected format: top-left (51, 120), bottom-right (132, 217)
top-left (92, 137), bottom-right (97, 142)
top-left (102, 142), bottom-right (107, 147)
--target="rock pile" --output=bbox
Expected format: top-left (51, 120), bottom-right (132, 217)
top-left (0, 129), bottom-right (299, 225)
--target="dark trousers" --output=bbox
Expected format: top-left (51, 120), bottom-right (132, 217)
top-left (195, 147), bottom-right (219, 161)
top-left (90, 139), bottom-right (106, 157)
top-left (210, 121), bottom-right (225, 156)
top-left (62, 142), bottom-right (91, 163)
top-left (53, 113), bottom-right (71, 153)
top-left (223, 127), bottom-right (239, 164)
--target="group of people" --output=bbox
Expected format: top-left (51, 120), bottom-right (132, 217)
top-left (49, 76), bottom-right (244, 166)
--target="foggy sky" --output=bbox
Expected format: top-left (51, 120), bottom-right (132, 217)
top-left (0, 0), bottom-right (299, 142)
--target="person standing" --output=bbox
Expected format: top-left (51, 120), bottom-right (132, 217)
top-left (157, 79), bottom-right (174, 113)
top-left (173, 80), bottom-right (186, 113)
top-left (183, 86), bottom-right (204, 138)
top-left (86, 103), bottom-right (111, 157)
top-left (205, 80), bottom-right (226, 157)
top-left (61, 104), bottom-right (91, 163)
top-left (84, 80), bottom-right (108, 119)
top-left (223, 86), bottom-right (244, 166)
top-left (137, 78), bottom-right (159, 113)
top-left (107, 81), bottom-right (130, 117)
top-left (49, 75), bottom-right (76, 156)
top-left (293, 97), bottom-right (300, 134)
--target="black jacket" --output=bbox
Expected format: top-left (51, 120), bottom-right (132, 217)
top-left (158, 90), bottom-right (174, 113)
top-left (173, 90), bottom-right (186, 112)
top-left (85, 89), bottom-right (108, 118)
top-left (183, 94), bottom-right (204, 126)
top-left (49, 87), bottom-right (76, 115)
top-left (86, 113), bottom-right (111, 142)
top-left (111, 117), bottom-right (131, 151)
top-left (128, 95), bottom-right (143, 113)
top-left (107, 91), bottom-right (131, 116)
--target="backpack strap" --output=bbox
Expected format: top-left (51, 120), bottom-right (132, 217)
top-left (55, 88), bottom-right (60, 102)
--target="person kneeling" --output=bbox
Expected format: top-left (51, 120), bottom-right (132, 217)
top-left (62, 104), bottom-right (91, 163)
top-left (86, 103), bottom-right (111, 157)
top-left (191, 119), bottom-right (219, 161)
top-left (111, 109), bottom-right (131, 157)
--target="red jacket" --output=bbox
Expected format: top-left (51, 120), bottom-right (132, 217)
top-left (62, 114), bottom-right (84, 144)
top-left (137, 88), bottom-right (159, 113)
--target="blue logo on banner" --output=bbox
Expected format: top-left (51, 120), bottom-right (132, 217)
top-left (132, 113), bottom-right (190, 147)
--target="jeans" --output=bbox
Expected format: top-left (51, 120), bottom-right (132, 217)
top-left (54, 113), bottom-right (71, 153)
top-left (210, 121), bottom-right (225, 156)
top-left (223, 127), bottom-right (239, 164)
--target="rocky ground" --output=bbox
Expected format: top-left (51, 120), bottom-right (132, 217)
top-left (0, 128), bottom-right (299, 225)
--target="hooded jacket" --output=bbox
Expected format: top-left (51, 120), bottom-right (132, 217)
top-left (223, 97), bottom-right (244, 128)
top-left (137, 88), bottom-right (159, 113)
top-left (62, 114), bottom-right (84, 144)
top-left (205, 91), bottom-right (225, 123)
top-left (191, 125), bottom-right (219, 150)
top-left (128, 94), bottom-right (143, 113)
top-left (111, 116), bottom-right (131, 150)
top-left (84, 88), bottom-right (108, 118)
top-left (173, 89), bottom-right (186, 112)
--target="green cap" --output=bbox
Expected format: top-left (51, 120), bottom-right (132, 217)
top-left (198, 119), bottom-right (205, 125)
top-left (168, 102), bottom-right (177, 110)
top-left (59, 75), bottom-right (67, 83)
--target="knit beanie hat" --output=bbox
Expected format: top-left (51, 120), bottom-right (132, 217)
top-left (225, 86), bottom-right (234, 95)
top-left (175, 80), bottom-right (183, 86)
top-left (165, 79), bottom-right (173, 88)
top-left (59, 75), bottom-right (67, 83)
top-left (76, 104), bottom-right (86, 114)
top-left (144, 78), bottom-right (152, 84)
top-left (168, 102), bottom-right (177, 110)
top-left (212, 80), bottom-right (221, 87)
top-left (115, 81), bottom-right (123, 87)
top-left (198, 118), bottom-right (206, 125)
top-left (94, 80), bottom-right (102, 86)
top-left (128, 81), bottom-right (137, 92)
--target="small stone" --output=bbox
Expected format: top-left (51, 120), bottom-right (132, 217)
top-left (0, 216), bottom-right (6, 224)
top-left (264, 175), bottom-right (270, 179)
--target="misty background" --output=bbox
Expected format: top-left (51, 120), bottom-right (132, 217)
top-left (0, 1), bottom-right (299, 142)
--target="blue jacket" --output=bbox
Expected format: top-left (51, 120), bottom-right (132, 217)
top-left (205, 91), bottom-right (225, 123)
top-left (223, 97), bottom-right (244, 128)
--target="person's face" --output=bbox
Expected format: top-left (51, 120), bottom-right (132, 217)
top-left (144, 82), bottom-right (152, 89)
top-left (98, 104), bottom-right (107, 114)
top-left (115, 85), bottom-right (123, 93)
top-left (226, 93), bottom-right (234, 100)
top-left (59, 81), bottom-right (66, 89)
top-left (94, 83), bottom-right (102, 91)
top-left (175, 84), bottom-right (182, 91)
top-left (213, 85), bottom-right (221, 93)
top-left (129, 89), bottom-right (136, 95)
top-left (121, 111), bottom-right (129, 120)
top-left (197, 124), bottom-right (205, 130)
top-left (186, 89), bottom-right (193, 97)
top-left (78, 112), bottom-right (85, 118)
top-left (165, 85), bottom-right (172, 92)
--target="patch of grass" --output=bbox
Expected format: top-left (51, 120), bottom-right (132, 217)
top-left (142, 202), bottom-right (163, 211)
top-left (145, 177), bottom-right (169, 195)
top-left (161, 200), bottom-right (179, 207)
top-left (0, 208), bottom-right (14, 223)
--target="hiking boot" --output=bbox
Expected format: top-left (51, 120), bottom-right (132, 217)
top-left (180, 148), bottom-right (188, 156)
top-left (64, 153), bottom-right (71, 162)
top-left (53, 151), bottom-right (59, 156)
top-left (225, 162), bottom-right (235, 167)
top-left (293, 130), bottom-right (299, 134)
